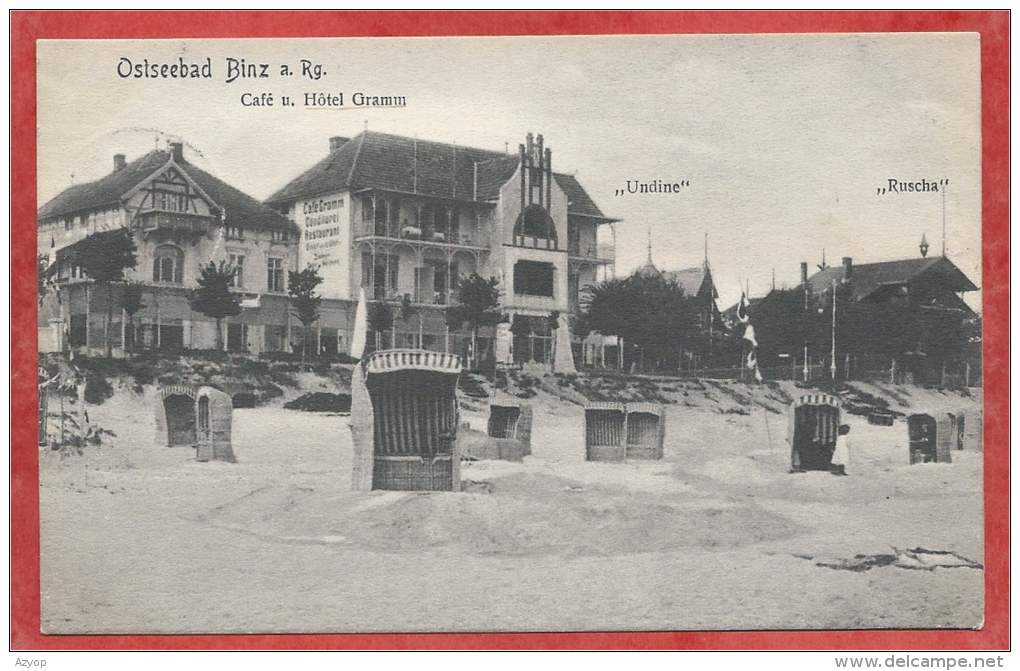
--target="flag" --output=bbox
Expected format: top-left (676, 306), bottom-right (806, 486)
top-left (738, 292), bottom-right (762, 382)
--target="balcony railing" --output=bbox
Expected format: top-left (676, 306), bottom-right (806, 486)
top-left (568, 242), bottom-right (615, 264)
top-left (137, 210), bottom-right (213, 235)
top-left (363, 287), bottom-right (453, 306)
top-left (505, 293), bottom-right (561, 311)
top-left (354, 223), bottom-right (489, 249)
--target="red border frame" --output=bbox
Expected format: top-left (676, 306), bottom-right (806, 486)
top-left (10, 11), bottom-right (1009, 651)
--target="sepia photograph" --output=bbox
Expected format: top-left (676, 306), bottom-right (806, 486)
top-left (31, 29), bottom-right (987, 637)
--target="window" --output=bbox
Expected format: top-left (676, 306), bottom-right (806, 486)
top-left (513, 204), bottom-right (557, 249)
top-left (225, 225), bottom-right (244, 240)
top-left (265, 324), bottom-right (286, 352)
top-left (152, 192), bottom-right (187, 212)
top-left (374, 198), bottom-right (389, 235)
top-left (267, 257), bottom-right (285, 293)
top-left (361, 196), bottom-right (374, 224)
top-left (153, 245), bottom-right (184, 284)
top-left (513, 260), bottom-right (555, 297)
top-left (227, 323), bottom-right (249, 352)
top-left (229, 254), bottom-right (245, 289)
top-left (361, 253), bottom-right (399, 300)
top-left (158, 321), bottom-right (184, 349)
top-left (270, 229), bottom-right (291, 242)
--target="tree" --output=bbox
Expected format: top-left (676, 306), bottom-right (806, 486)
top-left (367, 301), bottom-right (394, 351)
top-left (446, 274), bottom-right (504, 369)
top-left (75, 229), bottom-right (138, 357)
top-left (288, 266), bottom-right (324, 362)
top-left (397, 295), bottom-right (419, 348)
top-left (190, 261), bottom-right (241, 352)
top-left (121, 283), bottom-right (145, 355)
top-left (578, 272), bottom-right (698, 372)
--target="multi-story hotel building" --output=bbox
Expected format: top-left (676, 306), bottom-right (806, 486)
top-left (266, 131), bottom-right (618, 365)
top-left (37, 142), bottom-right (300, 355)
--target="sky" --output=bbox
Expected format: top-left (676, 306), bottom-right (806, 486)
top-left (37, 34), bottom-right (982, 311)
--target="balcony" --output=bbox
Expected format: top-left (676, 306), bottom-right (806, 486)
top-left (354, 222), bottom-right (490, 250)
top-left (568, 242), bottom-right (615, 265)
top-left (505, 293), bottom-right (561, 312)
top-left (137, 210), bottom-right (214, 236)
top-left (364, 287), bottom-right (451, 306)
top-left (567, 242), bottom-right (612, 263)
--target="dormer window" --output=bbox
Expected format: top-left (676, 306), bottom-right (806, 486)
top-left (225, 225), bottom-right (244, 240)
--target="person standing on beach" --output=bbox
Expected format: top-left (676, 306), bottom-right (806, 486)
top-left (831, 424), bottom-right (851, 476)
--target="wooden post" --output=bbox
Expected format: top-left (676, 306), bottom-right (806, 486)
top-left (84, 283), bottom-right (91, 350)
top-left (890, 358), bottom-right (896, 384)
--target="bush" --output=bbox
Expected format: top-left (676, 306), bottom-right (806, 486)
top-left (283, 392), bottom-right (352, 413)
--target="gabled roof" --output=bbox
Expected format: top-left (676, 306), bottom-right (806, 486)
top-left (805, 256), bottom-right (978, 302)
top-left (474, 156), bottom-right (520, 201)
top-left (38, 151), bottom-right (168, 221)
top-left (553, 173), bottom-right (615, 221)
top-left (38, 150), bottom-right (296, 233)
top-left (662, 266), bottom-right (717, 299)
top-left (182, 160), bottom-right (297, 233)
top-left (266, 131), bottom-right (616, 221)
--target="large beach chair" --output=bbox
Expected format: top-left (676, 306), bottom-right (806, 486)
top-left (350, 349), bottom-right (463, 491)
top-left (196, 386), bottom-right (235, 463)
top-left (789, 393), bottom-right (841, 472)
top-left (907, 413), bottom-right (953, 465)
top-left (584, 402), bottom-right (627, 462)
top-left (624, 403), bottom-right (666, 460)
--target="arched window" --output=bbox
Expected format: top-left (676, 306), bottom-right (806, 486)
top-left (513, 204), bottom-right (557, 248)
top-left (153, 244), bottom-right (184, 284)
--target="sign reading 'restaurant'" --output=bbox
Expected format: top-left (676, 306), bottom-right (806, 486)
top-left (300, 195), bottom-right (344, 266)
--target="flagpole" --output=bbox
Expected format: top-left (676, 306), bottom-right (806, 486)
top-left (830, 278), bottom-right (837, 380)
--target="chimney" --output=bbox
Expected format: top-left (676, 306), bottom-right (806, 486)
top-left (842, 256), bottom-right (853, 282)
top-left (113, 154), bottom-right (126, 172)
top-left (801, 261), bottom-right (810, 310)
top-left (169, 142), bottom-right (184, 162)
top-left (329, 136), bottom-right (348, 152)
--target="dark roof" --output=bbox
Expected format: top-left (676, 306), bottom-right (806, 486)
top-left (553, 173), bottom-right (613, 220)
top-left (722, 294), bottom-right (767, 323)
top-left (475, 156), bottom-right (520, 201)
top-left (38, 150), bottom-right (296, 233)
top-left (806, 256), bottom-right (978, 302)
top-left (266, 131), bottom-right (615, 220)
top-left (38, 151), bottom-right (167, 221)
top-left (634, 259), bottom-right (659, 278)
top-left (182, 160), bottom-right (297, 233)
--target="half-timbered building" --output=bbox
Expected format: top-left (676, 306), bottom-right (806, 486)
top-left (38, 142), bottom-right (299, 355)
